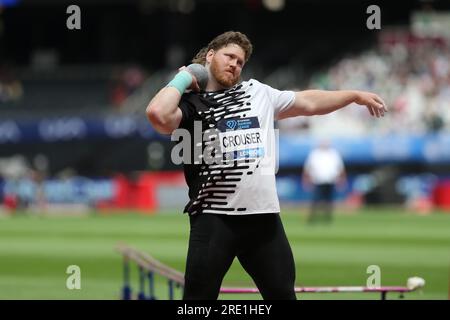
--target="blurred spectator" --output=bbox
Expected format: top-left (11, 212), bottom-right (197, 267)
top-left (0, 64), bottom-right (23, 104)
top-left (110, 78), bottom-right (127, 107)
top-left (425, 108), bottom-right (444, 133)
top-left (0, 155), bottom-right (31, 211)
top-left (0, 154), bottom-right (51, 213)
top-left (31, 154), bottom-right (49, 212)
top-left (302, 140), bottom-right (347, 224)
top-left (109, 65), bottom-right (146, 108)
top-left (123, 66), bottom-right (145, 94)
top-left (279, 30), bottom-right (450, 136)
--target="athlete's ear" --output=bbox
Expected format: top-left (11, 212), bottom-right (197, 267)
top-left (206, 49), bottom-right (215, 64)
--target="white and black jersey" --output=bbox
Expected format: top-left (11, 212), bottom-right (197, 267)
top-left (177, 79), bottom-right (295, 215)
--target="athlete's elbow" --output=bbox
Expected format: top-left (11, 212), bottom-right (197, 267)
top-left (146, 103), bottom-right (160, 124)
top-left (146, 105), bottom-right (173, 134)
top-left (294, 93), bottom-right (319, 116)
top-left (301, 101), bottom-right (319, 116)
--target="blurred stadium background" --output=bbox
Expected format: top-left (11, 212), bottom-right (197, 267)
top-left (0, 0), bottom-right (449, 299)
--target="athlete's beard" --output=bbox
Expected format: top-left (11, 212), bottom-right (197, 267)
top-left (210, 58), bottom-right (240, 88)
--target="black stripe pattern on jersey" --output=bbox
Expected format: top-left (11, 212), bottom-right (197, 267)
top-left (186, 83), bottom-right (258, 215)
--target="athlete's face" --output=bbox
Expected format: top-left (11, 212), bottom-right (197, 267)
top-left (207, 44), bottom-right (245, 88)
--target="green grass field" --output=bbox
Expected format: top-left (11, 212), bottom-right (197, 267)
top-left (0, 208), bottom-right (449, 300)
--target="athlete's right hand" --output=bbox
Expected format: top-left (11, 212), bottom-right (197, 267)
top-left (178, 66), bottom-right (201, 92)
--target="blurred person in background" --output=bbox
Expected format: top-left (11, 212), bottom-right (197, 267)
top-left (302, 140), bottom-right (347, 224)
top-left (146, 31), bottom-right (387, 300)
top-left (0, 155), bottom-right (31, 212)
top-left (0, 64), bottom-right (23, 104)
top-left (109, 66), bottom-right (145, 109)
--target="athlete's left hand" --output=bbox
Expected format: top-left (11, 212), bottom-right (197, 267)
top-left (354, 91), bottom-right (388, 118)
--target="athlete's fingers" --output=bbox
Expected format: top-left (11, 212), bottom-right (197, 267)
top-left (372, 101), bottom-right (384, 117)
top-left (366, 105), bottom-right (375, 117)
top-left (374, 96), bottom-right (388, 112)
top-left (191, 77), bottom-right (201, 92)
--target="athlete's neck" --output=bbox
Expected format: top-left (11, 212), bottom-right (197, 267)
top-left (205, 65), bottom-right (230, 92)
top-left (205, 77), bottom-right (228, 92)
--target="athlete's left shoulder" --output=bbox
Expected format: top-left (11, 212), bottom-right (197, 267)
top-left (239, 78), bottom-right (268, 91)
top-left (245, 78), bottom-right (264, 87)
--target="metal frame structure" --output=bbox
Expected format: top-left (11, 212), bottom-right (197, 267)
top-left (116, 243), bottom-right (424, 300)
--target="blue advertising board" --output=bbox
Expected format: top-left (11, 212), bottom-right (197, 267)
top-left (1, 117), bottom-right (450, 164)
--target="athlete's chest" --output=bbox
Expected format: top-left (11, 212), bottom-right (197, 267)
top-left (193, 86), bottom-right (271, 128)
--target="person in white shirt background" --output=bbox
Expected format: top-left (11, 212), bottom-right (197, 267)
top-left (302, 140), bottom-right (347, 224)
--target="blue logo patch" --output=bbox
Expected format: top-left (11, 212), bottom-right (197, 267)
top-left (218, 117), bottom-right (260, 132)
top-left (226, 120), bottom-right (237, 130)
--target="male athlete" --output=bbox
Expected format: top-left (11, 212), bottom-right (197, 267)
top-left (146, 31), bottom-right (387, 300)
